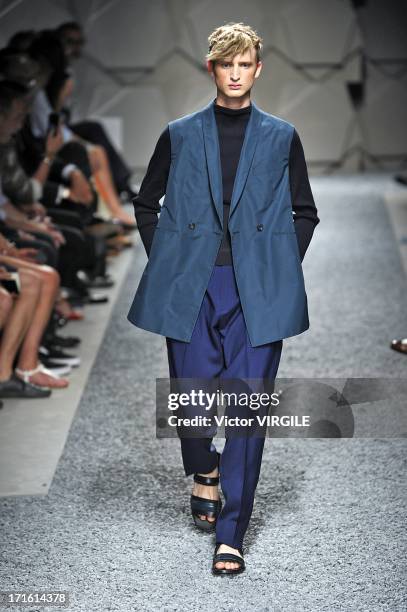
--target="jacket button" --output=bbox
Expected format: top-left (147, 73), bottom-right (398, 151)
top-left (188, 222), bottom-right (195, 229)
top-left (257, 223), bottom-right (263, 231)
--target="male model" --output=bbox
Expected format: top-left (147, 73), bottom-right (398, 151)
top-left (128, 22), bottom-right (320, 575)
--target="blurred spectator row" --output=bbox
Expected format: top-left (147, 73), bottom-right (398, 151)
top-left (0, 22), bottom-right (138, 403)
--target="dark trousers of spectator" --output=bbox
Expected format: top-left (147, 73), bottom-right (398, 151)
top-left (48, 140), bottom-right (99, 223)
top-left (46, 206), bottom-right (108, 281)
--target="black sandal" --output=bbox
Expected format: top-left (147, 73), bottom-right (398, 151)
top-left (212, 542), bottom-right (245, 575)
top-left (190, 452), bottom-right (222, 532)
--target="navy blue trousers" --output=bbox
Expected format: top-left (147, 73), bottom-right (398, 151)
top-left (166, 264), bottom-right (283, 549)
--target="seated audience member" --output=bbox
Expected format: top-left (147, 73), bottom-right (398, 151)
top-left (0, 26), bottom-right (138, 402)
top-left (0, 80), bottom-right (85, 305)
top-left (0, 79), bottom-right (82, 370)
top-left (0, 67), bottom-right (115, 296)
top-left (55, 21), bottom-right (138, 204)
top-left (0, 232), bottom-right (70, 393)
top-left (7, 30), bottom-right (36, 53)
top-left (0, 263), bottom-right (53, 397)
top-left (0, 80), bottom-right (65, 254)
top-left (0, 46), bottom-right (134, 262)
top-left (26, 30), bottom-right (136, 228)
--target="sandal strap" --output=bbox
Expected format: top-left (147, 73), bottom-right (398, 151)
top-left (15, 362), bottom-right (60, 381)
top-left (193, 474), bottom-right (219, 486)
top-left (191, 496), bottom-right (221, 516)
top-left (37, 363), bottom-right (61, 379)
top-left (214, 543), bottom-right (244, 556)
top-left (213, 553), bottom-right (244, 565)
top-left (193, 452), bottom-right (222, 486)
top-left (15, 363), bottom-right (43, 381)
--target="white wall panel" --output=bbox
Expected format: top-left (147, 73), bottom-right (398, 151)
top-left (1, 0), bottom-right (405, 175)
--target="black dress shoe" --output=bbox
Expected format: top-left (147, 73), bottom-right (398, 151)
top-left (82, 292), bottom-right (109, 304)
top-left (390, 338), bottom-right (407, 354)
top-left (39, 346), bottom-right (81, 367)
top-left (54, 314), bottom-right (68, 328)
top-left (39, 357), bottom-right (71, 372)
top-left (0, 373), bottom-right (52, 398)
top-left (88, 275), bottom-right (115, 289)
top-left (44, 333), bottom-right (81, 348)
top-left (76, 272), bottom-right (114, 290)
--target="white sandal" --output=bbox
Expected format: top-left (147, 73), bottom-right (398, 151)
top-left (15, 363), bottom-right (69, 388)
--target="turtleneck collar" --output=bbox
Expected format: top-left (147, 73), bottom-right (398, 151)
top-left (213, 99), bottom-right (252, 116)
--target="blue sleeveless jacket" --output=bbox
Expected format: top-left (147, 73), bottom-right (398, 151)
top-left (127, 99), bottom-right (309, 347)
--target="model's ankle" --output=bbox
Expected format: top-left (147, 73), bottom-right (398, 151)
top-left (198, 467), bottom-right (218, 477)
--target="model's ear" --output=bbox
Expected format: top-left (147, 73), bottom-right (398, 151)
top-left (206, 59), bottom-right (214, 74)
top-left (255, 61), bottom-right (262, 78)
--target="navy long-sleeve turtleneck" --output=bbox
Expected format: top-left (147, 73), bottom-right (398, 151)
top-left (133, 100), bottom-right (319, 263)
top-left (213, 101), bottom-right (251, 264)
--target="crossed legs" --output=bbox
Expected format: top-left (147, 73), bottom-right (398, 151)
top-left (0, 256), bottom-right (64, 387)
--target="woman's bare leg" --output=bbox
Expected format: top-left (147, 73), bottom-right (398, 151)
top-left (0, 268), bottom-right (41, 382)
top-left (16, 266), bottom-right (59, 369)
top-left (0, 256), bottom-right (68, 387)
top-left (88, 145), bottom-right (136, 226)
top-left (0, 288), bottom-right (13, 330)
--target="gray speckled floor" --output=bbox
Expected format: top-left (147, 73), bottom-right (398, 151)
top-left (0, 176), bottom-right (406, 611)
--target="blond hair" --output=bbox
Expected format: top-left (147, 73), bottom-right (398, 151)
top-left (206, 22), bottom-right (263, 64)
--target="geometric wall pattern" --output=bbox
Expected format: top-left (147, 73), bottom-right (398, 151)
top-left (1, 0), bottom-right (406, 180)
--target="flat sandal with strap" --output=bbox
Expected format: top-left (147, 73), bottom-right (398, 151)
top-left (190, 451), bottom-right (222, 532)
top-left (15, 363), bottom-right (69, 389)
top-left (212, 542), bottom-right (245, 576)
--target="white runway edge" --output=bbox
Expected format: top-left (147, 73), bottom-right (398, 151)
top-left (0, 245), bottom-right (134, 497)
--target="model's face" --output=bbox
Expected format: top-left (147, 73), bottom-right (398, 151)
top-left (207, 47), bottom-right (262, 104)
top-left (0, 98), bottom-right (27, 144)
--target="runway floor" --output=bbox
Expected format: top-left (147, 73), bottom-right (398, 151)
top-left (0, 175), bottom-right (406, 611)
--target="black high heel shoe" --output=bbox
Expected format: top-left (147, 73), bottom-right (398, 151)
top-left (190, 452), bottom-right (222, 532)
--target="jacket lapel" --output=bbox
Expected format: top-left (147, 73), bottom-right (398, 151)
top-left (229, 100), bottom-right (262, 218)
top-left (201, 99), bottom-right (263, 227)
top-left (201, 100), bottom-right (223, 228)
